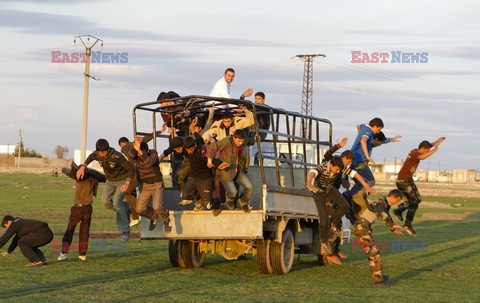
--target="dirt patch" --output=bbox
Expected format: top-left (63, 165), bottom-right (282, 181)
top-left (421, 213), bottom-right (476, 221)
top-left (52, 231), bottom-right (141, 239)
top-left (12, 212), bottom-right (113, 220)
top-left (421, 201), bottom-right (455, 209)
top-left (376, 182), bottom-right (480, 198)
top-left (15, 212), bottom-right (67, 219)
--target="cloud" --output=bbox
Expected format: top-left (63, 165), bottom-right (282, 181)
top-left (0, 8), bottom-right (285, 47)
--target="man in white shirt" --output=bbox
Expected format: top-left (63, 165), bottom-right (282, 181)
top-left (209, 68), bottom-right (253, 106)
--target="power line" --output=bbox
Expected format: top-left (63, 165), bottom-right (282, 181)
top-left (295, 54), bottom-right (325, 136)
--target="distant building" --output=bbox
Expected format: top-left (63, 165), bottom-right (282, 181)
top-left (0, 144), bottom-right (15, 154)
top-left (74, 149), bottom-right (99, 167)
top-left (370, 159), bottom-right (404, 174)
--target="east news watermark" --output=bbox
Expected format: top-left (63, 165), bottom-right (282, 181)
top-left (351, 51), bottom-right (428, 63)
top-left (352, 240), bottom-right (428, 253)
top-left (51, 240), bottom-right (128, 253)
top-left (51, 51), bottom-right (128, 63)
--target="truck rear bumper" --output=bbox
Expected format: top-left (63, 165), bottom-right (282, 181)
top-left (141, 210), bottom-right (264, 240)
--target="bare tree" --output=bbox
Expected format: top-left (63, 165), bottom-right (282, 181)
top-left (54, 145), bottom-right (69, 159)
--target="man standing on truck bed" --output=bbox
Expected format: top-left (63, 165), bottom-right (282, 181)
top-left (76, 139), bottom-right (135, 242)
top-left (209, 68), bottom-right (253, 106)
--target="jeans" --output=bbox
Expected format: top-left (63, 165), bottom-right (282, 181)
top-left (221, 171), bottom-right (254, 206)
top-left (345, 160), bottom-right (375, 200)
top-left (136, 182), bottom-right (168, 220)
top-left (102, 179), bottom-right (130, 233)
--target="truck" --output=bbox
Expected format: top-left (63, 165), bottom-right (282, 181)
top-left (133, 95), bottom-right (346, 274)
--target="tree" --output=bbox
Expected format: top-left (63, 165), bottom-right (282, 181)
top-left (54, 145), bottom-right (69, 159)
top-left (14, 141), bottom-right (43, 158)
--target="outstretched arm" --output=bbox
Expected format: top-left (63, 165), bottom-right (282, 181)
top-left (360, 136), bottom-right (374, 164)
top-left (418, 137), bottom-right (446, 160)
top-left (352, 173), bottom-right (377, 195)
top-left (323, 138), bottom-right (347, 162)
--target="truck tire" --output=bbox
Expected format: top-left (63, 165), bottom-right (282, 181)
top-left (168, 240), bottom-right (179, 268)
top-left (270, 228), bottom-right (295, 275)
top-left (174, 240), bottom-right (187, 268)
top-left (181, 241), bottom-right (206, 269)
top-left (256, 239), bottom-right (273, 274)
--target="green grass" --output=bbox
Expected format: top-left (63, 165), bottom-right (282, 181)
top-left (0, 173), bottom-right (479, 302)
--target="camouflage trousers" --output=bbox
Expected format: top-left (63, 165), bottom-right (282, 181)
top-left (396, 179), bottom-right (422, 222)
top-left (326, 198), bottom-right (342, 254)
top-left (354, 219), bottom-right (383, 283)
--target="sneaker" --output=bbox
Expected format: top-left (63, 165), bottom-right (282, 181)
top-left (404, 223), bottom-right (417, 237)
top-left (163, 218), bottom-right (172, 234)
top-left (226, 200), bottom-right (235, 210)
top-left (212, 208), bottom-right (222, 217)
top-left (78, 255), bottom-right (87, 261)
top-left (25, 261), bottom-right (43, 267)
top-left (393, 208), bottom-right (404, 221)
top-left (374, 275), bottom-right (391, 287)
top-left (241, 203), bottom-right (252, 213)
top-left (57, 253), bottom-right (68, 261)
top-left (337, 251), bottom-right (347, 259)
top-left (179, 199), bottom-right (193, 205)
top-left (39, 253), bottom-right (47, 264)
top-left (129, 219), bottom-right (140, 227)
top-left (325, 255), bottom-right (342, 265)
top-left (148, 219), bottom-right (158, 231)
top-left (206, 202), bottom-right (212, 210)
top-left (121, 232), bottom-right (130, 242)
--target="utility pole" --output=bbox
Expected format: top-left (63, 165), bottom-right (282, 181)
top-left (74, 35), bottom-right (103, 163)
top-left (427, 157), bottom-right (430, 182)
top-left (296, 54), bottom-right (325, 137)
top-left (17, 129), bottom-right (22, 171)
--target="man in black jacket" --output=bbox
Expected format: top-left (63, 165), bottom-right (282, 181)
top-left (76, 139), bottom-right (135, 242)
top-left (0, 215), bottom-right (54, 267)
top-left (182, 133), bottom-right (225, 215)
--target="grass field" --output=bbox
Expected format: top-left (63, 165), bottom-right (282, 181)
top-left (0, 173), bottom-right (479, 302)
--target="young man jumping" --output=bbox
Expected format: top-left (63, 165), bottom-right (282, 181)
top-left (393, 137), bottom-right (446, 236)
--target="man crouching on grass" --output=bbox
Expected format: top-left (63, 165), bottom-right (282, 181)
top-left (0, 215), bottom-right (54, 267)
top-left (352, 189), bottom-right (410, 287)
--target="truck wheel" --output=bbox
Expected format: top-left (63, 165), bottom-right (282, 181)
top-left (256, 239), bottom-right (273, 274)
top-left (182, 241), bottom-right (206, 269)
top-left (174, 240), bottom-right (187, 268)
top-left (168, 240), bottom-right (179, 268)
top-left (270, 229), bottom-right (295, 275)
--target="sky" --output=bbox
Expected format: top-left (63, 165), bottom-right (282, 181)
top-left (0, 0), bottom-right (479, 171)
